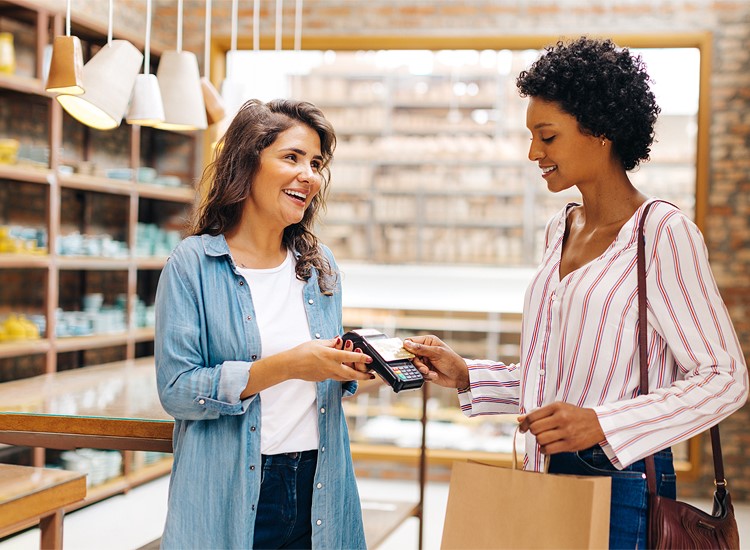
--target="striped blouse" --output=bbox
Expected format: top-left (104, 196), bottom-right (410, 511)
top-left (458, 198), bottom-right (748, 471)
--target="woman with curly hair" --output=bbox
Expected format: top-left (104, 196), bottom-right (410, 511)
top-left (404, 37), bottom-right (747, 548)
top-left (155, 99), bottom-right (372, 549)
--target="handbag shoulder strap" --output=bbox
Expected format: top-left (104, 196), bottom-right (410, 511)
top-left (636, 199), bottom-right (727, 496)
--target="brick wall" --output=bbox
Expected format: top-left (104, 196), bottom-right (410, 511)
top-left (68, 0), bottom-right (750, 499)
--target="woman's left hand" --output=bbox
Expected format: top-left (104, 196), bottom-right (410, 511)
top-left (517, 402), bottom-right (606, 455)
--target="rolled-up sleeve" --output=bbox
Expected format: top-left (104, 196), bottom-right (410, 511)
top-left (457, 359), bottom-right (521, 416)
top-left (155, 248), bottom-right (255, 420)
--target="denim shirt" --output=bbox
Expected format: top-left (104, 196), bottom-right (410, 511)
top-left (155, 234), bottom-right (366, 550)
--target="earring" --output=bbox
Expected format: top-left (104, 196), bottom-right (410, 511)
top-left (601, 139), bottom-right (606, 146)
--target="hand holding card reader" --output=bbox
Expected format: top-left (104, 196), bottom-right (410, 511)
top-left (342, 328), bottom-right (424, 393)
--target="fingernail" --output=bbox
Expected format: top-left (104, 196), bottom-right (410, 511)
top-left (335, 336), bottom-right (342, 346)
top-left (365, 356), bottom-right (373, 363)
top-left (369, 373), bottom-right (376, 379)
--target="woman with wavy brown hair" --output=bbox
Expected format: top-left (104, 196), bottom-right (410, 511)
top-left (155, 98), bottom-right (371, 549)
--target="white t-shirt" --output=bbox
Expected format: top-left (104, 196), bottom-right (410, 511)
top-left (238, 249), bottom-right (319, 455)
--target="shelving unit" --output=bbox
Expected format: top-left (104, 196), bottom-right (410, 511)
top-left (0, 0), bottom-right (196, 504)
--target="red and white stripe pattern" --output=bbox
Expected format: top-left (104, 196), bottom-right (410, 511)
top-left (457, 199), bottom-right (748, 471)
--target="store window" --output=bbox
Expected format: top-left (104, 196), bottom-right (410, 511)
top-left (224, 46), bottom-right (701, 268)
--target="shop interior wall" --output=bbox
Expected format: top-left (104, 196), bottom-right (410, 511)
top-left (69, 0), bottom-right (750, 500)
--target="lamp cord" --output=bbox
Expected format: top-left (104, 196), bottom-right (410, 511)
top-left (228, 0), bottom-right (238, 79)
top-left (294, 0), bottom-right (303, 51)
top-left (275, 0), bottom-right (282, 51)
top-left (253, 0), bottom-right (260, 52)
top-left (144, 0), bottom-right (151, 74)
top-left (107, 0), bottom-right (113, 45)
top-left (204, 0), bottom-right (212, 77)
top-left (177, 0), bottom-right (183, 53)
top-left (65, 0), bottom-right (71, 37)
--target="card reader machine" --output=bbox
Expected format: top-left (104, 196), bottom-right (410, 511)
top-left (342, 328), bottom-right (424, 393)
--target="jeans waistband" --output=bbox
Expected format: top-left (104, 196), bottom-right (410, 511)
top-left (261, 449), bottom-right (318, 465)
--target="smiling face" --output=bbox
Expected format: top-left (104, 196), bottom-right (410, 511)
top-left (526, 97), bottom-right (608, 193)
top-left (245, 123), bottom-right (323, 233)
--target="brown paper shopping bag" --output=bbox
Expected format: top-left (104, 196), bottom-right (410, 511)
top-left (441, 460), bottom-right (611, 549)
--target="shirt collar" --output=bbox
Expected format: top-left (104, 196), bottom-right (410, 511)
top-left (199, 233), bottom-right (302, 260)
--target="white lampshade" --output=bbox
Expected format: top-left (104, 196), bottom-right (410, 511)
top-left (56, 40), bottom-right (143, 130)
top-left (126, 73), bottom-right (165, 125)
top-left (154, 51), bottom-right (207, 131)
top-left (45, 35), bottom-right (85, 94)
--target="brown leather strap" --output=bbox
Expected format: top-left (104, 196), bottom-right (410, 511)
top-left (636, 200), bottom-right (726, 496)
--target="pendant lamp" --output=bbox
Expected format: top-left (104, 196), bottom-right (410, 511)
top-left (220, 0), bottom-right (245, 116)
top-left (126, 0), bottom-right (164, 126)
top-left (45, 0), bottom-right (84, 94)
top-left (56, 0), bottom-right (143, 130)
top-left (201, 0), bottom-right (225, 126)
top-left (154, 0), bottom-right (207, 131)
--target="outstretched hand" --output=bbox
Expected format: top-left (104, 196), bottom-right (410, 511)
top-left (291, 337), bottom-right (374, 382)
top-left (517, 402), bottom-right (606, 455)
top-left (402, 335), bottom-right (469, 389)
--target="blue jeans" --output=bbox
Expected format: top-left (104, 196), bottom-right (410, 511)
top-left (253, 450), bottom-right (318, 549)
top-left (548, 446), bottom-right (676, 550)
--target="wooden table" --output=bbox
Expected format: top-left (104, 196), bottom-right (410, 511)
top-left (0, 463), bottom-right (86, 549)
top-left (0, 358), bottom-right (173, 453)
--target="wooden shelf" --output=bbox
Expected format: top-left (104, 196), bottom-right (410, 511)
top-left (0, 73), bottom-right (49, 97)
top-left (351, 442), bottom-right (513, 467)
top-left (57, 257), bottom-right (131, 270)
top-left (0, 164), bottom-right (54, 185)
top-left (344, 309), bottom-right (522, 334)
top-left (0, 254), bottom-right (50, 268)
top-left (0, 0), bottom-right (197, 524)
top-left (135, 183), bottom-right (196, 203)
top-left (134, 256), bottom-right (167, 270)
top-left (132, 327), bottom-right (155, 343)
top-left (0, 339), bottom-right (49, 359)
top-left (58, 174), bottom-right (133, 196)
top-left (55, 332), bottom-right (130, 353)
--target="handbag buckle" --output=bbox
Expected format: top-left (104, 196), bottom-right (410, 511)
top-left (714, 478), bottom-right (727, 488)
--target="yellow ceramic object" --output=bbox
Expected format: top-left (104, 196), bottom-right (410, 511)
top-left (0, 32), bottom-right (15, 75)
top-left (1, 315), bottom-right (40, 341)
top-left (20, 316), bottom-right (39, 339)
top-left (0, 139), bottom-right (19, 165)
top-left (4, 315), bottom-right (26, 339)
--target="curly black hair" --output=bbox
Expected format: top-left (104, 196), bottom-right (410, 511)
top-left (516, 36), bottom-right (660, 171)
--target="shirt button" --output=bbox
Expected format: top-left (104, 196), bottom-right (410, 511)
top-left (251, 354), bottom-right (257, 360)
top-left (321, 446), bottom-right (325, 452)
top-left (316, 520), bottom-right (322, 526)
top-left (239, 280), bottom-right (244, 286)
top-left (250, 426), bottom-right (256, 432)
top-left (198, 399), bottom-right (205, 405)
top-left (315, 333), bottom-right (321, 339)
top-left (250, 465), bottom-right (255, 470)
top-left (308, 299), bottom-right (314, 304)
top-left (316, 482), bottom-right (322, 489)
top-left (246, 315), bottom-right (252, 321)
top-left (539, 369), bottom-right (545, 376)
top-left (320, 407), bottom-right (326, 414)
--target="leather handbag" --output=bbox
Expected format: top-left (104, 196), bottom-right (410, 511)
top-left (637, 200), bottom-right (740, 549)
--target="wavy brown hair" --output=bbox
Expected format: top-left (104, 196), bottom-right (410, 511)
top-left (192, 98), bottom-right (338, 294)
